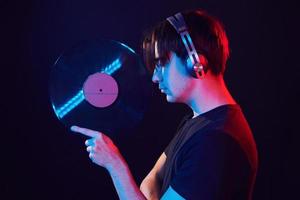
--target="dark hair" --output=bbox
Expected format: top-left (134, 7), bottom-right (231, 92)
top-left (142, 9), bottom-right (230, 75)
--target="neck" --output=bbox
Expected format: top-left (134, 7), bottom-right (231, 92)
top-left (187, 75), bottom-right (236, 118)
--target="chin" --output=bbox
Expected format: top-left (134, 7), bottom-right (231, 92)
top-left (166, 94), bottom-right (187, 104)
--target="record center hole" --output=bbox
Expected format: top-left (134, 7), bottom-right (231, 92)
top-left (99, 89), bottom-right (103, 92)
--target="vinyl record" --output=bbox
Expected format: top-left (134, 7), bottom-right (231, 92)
top-left (49, 39), bottom-right (152, 137)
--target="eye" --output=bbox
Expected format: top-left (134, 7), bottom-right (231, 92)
top-left (154, 56), bottom-right (169, 70)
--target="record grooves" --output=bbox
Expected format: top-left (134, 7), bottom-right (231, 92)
top-left (49, 39), bottom-right (152, 136)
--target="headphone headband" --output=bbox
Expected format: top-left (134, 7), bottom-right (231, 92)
top-left (166, 13), bottom-right (202, 70)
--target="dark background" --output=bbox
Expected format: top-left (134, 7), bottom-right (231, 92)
top-left (2, 0), bottom-right (299, 199)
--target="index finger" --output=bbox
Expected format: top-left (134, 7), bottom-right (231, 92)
top-left (70, 126), bottom-right (99, 138)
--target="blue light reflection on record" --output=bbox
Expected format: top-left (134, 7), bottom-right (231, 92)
top-left (49, 39), bottom-right (152, 134)
top-left (52, 58), bottom-right (122, 119)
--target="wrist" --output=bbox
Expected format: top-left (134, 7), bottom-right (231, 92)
top-left (106, 154), bottom-right (128, 174)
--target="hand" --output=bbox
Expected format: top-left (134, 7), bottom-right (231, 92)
top-left (70, 126), bottom-right (122, 171)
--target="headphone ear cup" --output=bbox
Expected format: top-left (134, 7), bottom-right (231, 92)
top-left (186, 56), bottom-right (207, 79)
top-left (194, 64), bottom-right (205, 79)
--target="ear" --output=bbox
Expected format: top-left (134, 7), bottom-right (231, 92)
top-left (199, 54), bottom-right (208, 67)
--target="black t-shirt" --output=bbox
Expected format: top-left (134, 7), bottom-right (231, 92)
top-left (159, 104), bottom-right (258, 200)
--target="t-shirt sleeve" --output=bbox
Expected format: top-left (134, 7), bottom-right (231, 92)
top-left (164, 140), bottom-right (172, 157)
top-left (169, 131), bottom-right (250, 200)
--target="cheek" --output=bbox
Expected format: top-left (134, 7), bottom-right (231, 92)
top-left (162, 62), bottom-right (189, 92)
top-left (170, 68), bottom-right (188, 87)
top-left (166, 75), bottom-right (188, 95)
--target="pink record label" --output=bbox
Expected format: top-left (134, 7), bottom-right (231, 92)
top-left (83, 73), bottom-right (119, 108)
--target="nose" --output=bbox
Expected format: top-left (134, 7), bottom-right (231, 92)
top-left (152, 67), bottom-right (162, 83)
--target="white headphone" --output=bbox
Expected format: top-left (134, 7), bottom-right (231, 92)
top-left (167, 12), bottom-right (206, 78)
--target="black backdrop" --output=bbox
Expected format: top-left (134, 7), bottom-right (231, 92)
top-left (2, 0), bottom-right (299, 199)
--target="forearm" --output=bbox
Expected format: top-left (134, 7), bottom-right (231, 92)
top-left (107, 157), bottom-right (147, 200)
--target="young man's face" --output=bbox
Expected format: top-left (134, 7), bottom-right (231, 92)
top-left (152, 42), bottom-right (194, 103)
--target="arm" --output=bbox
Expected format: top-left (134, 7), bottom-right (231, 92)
top-left (108, 155), bottom-right (147, 200)
top-left (109, 153), bottom-right (185, 200)
top-left (140, 153), bottom-right (166, 200)
top-left (70, 126), bottom-right (146, 200)
top-left (70, 126), bottom-right (185, 200)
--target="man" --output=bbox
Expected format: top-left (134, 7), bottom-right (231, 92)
top-left (71, 9), bottom-right (258, 200)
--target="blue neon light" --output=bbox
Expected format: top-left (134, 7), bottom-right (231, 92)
top-left (100, 58), bottom-right (122, 75)
top-left (52, 58), bottom-right (121, 119)
top-left (54, 90), bottom-right (85, 119)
